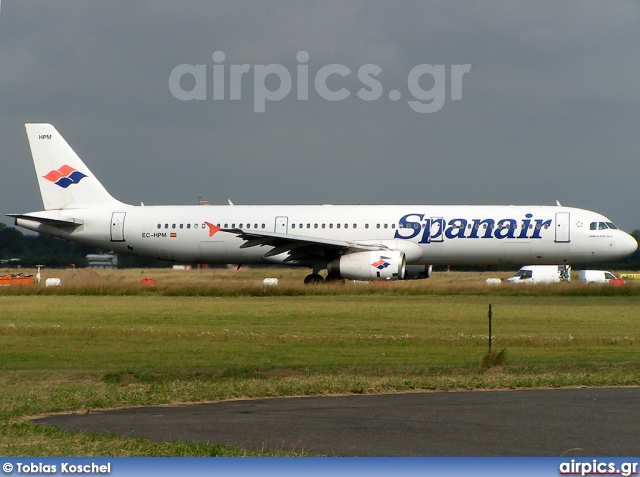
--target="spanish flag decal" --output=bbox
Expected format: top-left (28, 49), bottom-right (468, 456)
top-left (170, 233), bottom-right (177, 238)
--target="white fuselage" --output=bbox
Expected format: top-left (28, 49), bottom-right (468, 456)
top-left (16, 204), bottom-right (638, 267)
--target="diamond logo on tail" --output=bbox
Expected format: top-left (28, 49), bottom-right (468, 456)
top-left (43, 165), bottom-right (87, 188)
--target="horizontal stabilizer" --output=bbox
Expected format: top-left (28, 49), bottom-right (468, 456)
top-left (6, 213), bottom-right (83, 228)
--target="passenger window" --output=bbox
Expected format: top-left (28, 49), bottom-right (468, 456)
top-left (292, 224), bottom-right (296, 229)
top-left (345, 224), bottom-right (348, 229)
top-left (307, 224), bottom-right (311, 228)
top-left (187, 224), bottom-right (191, 229)
top-left (157, 224), bottom-right (161, 229)
top-left (337, 224), bottom-right (341, 229)
top-left (365, 224), bottom-right (369, 229)
top-left (314, 224), bottom-right (318, 228)
top-left (329, 224), bottom-right (333, 229)
top-left (180, 224), bottom-right (183, 229)
top-left (322, 224), bottom-right (326, 229)
top-left (353, 224), bottom-right (357, 229)
top-left (164, 224), bottom-right (169, 229)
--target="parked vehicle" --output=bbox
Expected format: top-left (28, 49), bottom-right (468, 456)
top-left (507, 265), bottom-right (571, 284)
top-left (578, 270), bottom-right (625, 286)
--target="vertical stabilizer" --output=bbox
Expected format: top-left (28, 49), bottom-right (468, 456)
top-left (25, 123), bottom-right (127, 210)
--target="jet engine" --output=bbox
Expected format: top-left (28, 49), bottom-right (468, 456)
top-left (405, 264), bottom-right (432, 279)
top-left (327, 250), bottom-right (406, 280)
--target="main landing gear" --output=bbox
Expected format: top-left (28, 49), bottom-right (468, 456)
top-left (303, 273), bottom-right (324, 284)
top-left (303, 273), bottom-right (345, 284)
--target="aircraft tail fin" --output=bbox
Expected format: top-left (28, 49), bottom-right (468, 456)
top-left (25, 123), bottom-right (127, 210)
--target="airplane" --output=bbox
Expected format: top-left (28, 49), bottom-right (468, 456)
top-left (8, 123), bottom-right (638, 283)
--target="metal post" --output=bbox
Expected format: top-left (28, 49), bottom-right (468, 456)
top-left (488, 304), bottom-right (492, 351)
top-left (36, 264), bottom-right (45, 284)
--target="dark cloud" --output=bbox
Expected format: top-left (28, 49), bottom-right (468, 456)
top-left (1, 1), bottom-right (639, 230)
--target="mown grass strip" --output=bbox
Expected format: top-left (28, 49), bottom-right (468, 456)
top-left (1, 272), bottom-right (639, 455)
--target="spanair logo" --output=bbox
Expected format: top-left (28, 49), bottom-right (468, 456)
top-left (43, 165), bottom-right (87, 188)
top-left (371, 259), bottom-right (390, 270)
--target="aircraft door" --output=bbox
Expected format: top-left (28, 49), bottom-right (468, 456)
top-left (555, 212), bottom-right (570, 243)
top-left (110, 212), bottom-right (126, 242)
top-left (429, 217), bottom-right (445, 243)
top-left (275, 216), bottom-right (288, 234)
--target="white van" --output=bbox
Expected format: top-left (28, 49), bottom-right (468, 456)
top-left (507, 265), bottom-right (571, 284)
top-left (578, 270), bottom-right (624, 285)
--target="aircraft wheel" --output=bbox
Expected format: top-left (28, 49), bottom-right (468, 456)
top-left (325, 274), bottom-right (345, 284)
top-left (304, 273), bottom-right (325, 285)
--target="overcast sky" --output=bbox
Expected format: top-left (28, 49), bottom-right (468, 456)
top-left (1, 1), bottom-right (639, 230)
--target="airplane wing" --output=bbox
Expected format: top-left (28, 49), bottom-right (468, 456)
top-left (220, 227), bottom-right (396, 264)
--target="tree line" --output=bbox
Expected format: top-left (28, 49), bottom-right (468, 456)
top-left (0, 223), bottom-right (167, 268)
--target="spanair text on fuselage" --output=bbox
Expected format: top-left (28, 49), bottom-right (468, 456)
top-left (9, 123), bottom-right (637, 283)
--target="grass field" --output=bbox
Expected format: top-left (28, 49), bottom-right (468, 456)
top-left (1, 268), bottom-right (639, 456)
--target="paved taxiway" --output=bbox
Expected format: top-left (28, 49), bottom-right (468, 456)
top-left (35, 388), bottom-right (639, 456)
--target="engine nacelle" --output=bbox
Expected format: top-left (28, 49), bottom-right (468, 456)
top-left (404, 264), bottom-right (432, 279)
top-left (328, 251), bottom-right (406, 280)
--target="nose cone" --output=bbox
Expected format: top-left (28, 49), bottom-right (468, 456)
top-left (621, 232), bottom-right (638, 258)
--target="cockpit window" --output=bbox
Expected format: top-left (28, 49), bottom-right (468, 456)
top-left (590, 221), bottom-right (618, 231)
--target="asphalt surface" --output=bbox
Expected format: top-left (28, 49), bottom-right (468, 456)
top-left (34, 388), bottom-right (640, 456)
